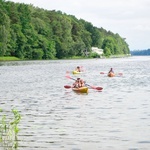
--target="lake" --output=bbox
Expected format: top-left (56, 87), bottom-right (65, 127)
top-left (0, 56), bottom-right (150, 150)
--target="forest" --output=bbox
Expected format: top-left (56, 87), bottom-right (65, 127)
top-left (0, 0), bottom-right (130, 60)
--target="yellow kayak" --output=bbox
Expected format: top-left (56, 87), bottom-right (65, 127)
top-left (108, 72), bottom-right (115, 77)
top-left (72, 86), bottom-right (88, 93)
top-left (72, 70), bottom-right (82, 74)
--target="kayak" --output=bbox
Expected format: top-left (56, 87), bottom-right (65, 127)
top-left (72, 70), bottom-right (82, 74)
top-left (108, 72), bottom-right (115, 77)
top-left (72, 86), bottom-right (88, 93)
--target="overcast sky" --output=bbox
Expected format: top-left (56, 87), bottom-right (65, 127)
top-left (7, 0), bottom-right (150, 50)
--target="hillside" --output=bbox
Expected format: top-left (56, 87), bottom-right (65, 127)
top-left (0, 0), bottom-right (130, 59)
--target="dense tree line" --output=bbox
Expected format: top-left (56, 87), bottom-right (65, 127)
top-left (130, 49), bottom-right (150, 56)
top-left (0, 0), bottom-right (130, 59)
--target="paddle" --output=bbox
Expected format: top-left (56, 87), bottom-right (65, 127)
top-left (118, 73), bottom-right (123, 76)
top-left (66, 71), bottom-right (70, 74)
top-left (64, 85), bottom-right (72, 89)
top-left (80, 66), bottom-right (85, 72)
top-left (65, 75), bottom-right (103, 91)
top-left (86, 84), bottom-right (103, 90)
top-left (100, 72), bottom-right (123, 76)
top-left (100, 72), bottom-right (105, 74)
top-left (65, 75), bottom-right (76, 81)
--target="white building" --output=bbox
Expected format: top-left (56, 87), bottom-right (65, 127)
top-left (91, 47), bottom-right (103, 55)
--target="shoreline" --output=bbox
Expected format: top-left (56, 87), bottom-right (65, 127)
top-left (0, 54), bottom-right (131, 61)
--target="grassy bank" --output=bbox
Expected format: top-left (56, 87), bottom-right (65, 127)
top-left (0, 57), bottom-right (20, 61)
top-left (0, 54), bottom-right (131, 61)
top-left (110, 54), bottom-right (131, 58)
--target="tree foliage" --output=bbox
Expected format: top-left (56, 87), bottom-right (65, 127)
top-left (0, 1), bottom-right (130, 59)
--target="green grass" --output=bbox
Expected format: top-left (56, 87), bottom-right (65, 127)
top-left (0, 57), bottom-right (20, 61)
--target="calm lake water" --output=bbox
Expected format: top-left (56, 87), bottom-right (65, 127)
top-left (0, 56), bottom-right (150, 150)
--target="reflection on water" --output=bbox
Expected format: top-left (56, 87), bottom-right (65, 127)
top-left (0, 56), bottom-right (150, 150)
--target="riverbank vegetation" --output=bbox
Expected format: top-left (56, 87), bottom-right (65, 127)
top-left (0, 56), bottom-right (20, 61)
top-left (0, 0), bottom-right (130, 60)
top-left (0, 108), bottom-right (21, 149)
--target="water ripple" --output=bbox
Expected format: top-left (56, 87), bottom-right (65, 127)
top-left (0, 57), bottom-right (150, 150)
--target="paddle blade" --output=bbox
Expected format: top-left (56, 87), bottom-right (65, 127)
top-left (100, 72), bottom-right (105, 74)
top-left (64, 85), bottom-right (72, 89)
top-left (118, 73), bottom-right (123, 76)
top-left (80, 66), bottom-right (85, 72)
top-left (66, 71), bottom-right (70, 74)
top-left (95, 87), bottom-right (103, 90)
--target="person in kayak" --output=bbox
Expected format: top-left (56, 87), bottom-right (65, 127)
top-left (80, 79), bottom-right (85, 87)
top-left (73, 78), bottom-right (85, 88)
top-left (75, 66), bottom-right (81, 72)
top-left (108, 68), bottom-right (114, 74)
